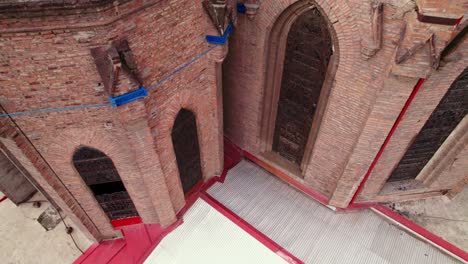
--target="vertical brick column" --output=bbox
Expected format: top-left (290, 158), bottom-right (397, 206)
top-left (116, 101), bottom-right (176, 226)
top-left (208, 44), bottom-right (228, 176)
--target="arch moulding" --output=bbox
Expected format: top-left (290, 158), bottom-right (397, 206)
top-left (258, 0), bottom-right (365, 200)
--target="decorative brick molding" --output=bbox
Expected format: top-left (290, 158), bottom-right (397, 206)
top-left (259, 0), bottom-right (338, 173)
top-left (91, 39), bottom-right (142, 97)
top-left (390, 11), bottom-right (462, 78)
top-left (415, 0), bottom-right (465, 20)
top-left (361, 2), bottom-right (384, 59)
top-left (356, 36), bottom-right (468, 203)
top-left (0, 0), bottom-right (131, 14)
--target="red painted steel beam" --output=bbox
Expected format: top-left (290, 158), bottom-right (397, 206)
top-left (111, 216), bottom-right (142, 229)
top-left (201, 192), bottom-right (304, 264)
top-left (243, 151), bottom-right (330, 206)
top-left (0, 196), bottom-right (7, 203)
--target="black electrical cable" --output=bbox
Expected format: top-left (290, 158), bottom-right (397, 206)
top-left (1, 148), bottom-right (85, 254)
top-left (0, 103), bottom-right (97, 254)
top-left (56, 206), bottom-right (84, 254)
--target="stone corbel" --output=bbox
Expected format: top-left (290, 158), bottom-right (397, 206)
top-left (91, 39), bottom-right (141, 96)
top-left (361, 1), bottom-right (383, 60)
top-left (395, 23), bottom-right (440, 70)
top-left (203, 0), bottom-right (232, 35)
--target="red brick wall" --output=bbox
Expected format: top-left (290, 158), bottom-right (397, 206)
top-left (0, 1), bottom-right (466, 242)
top-left (223, 0), bottom-right (466, 208)
top-left (225, 0), bottom-right (390, 199)
top-left (357, 35), bottom-right (468, 203)
top-left (0, 0), bottom-right (223, 239)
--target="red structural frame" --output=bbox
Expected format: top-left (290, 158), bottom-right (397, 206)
top-left (136, 138), bottom-right (302, 264)
top-left (235, 136), bottom-right (467, 261)
top-left (111, 216), bottom-right (143, 229)
top-left (0, 196), bottom-right (7, 203)
top-left (243, 151), bottom-right (330, 206)
top-left (77, 135), bottom-right (467, 263)
top-left (349, 78), bottom-right (426, 205)
top-left (136, 219), bottom-right (183, 263)
top-left (201, 192), bottom-right (303, 264)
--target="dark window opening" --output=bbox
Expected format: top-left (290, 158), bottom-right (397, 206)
top-left (272, 8), bottom-right (333, 165)
top-left (387, 68), bottom-right (468, 182)
top-left (73, 146), bottom-right (138, 220)
top-left (89, 181), bottom-right (126, 196)
top-left (171, 109), bottom-right (203, 194)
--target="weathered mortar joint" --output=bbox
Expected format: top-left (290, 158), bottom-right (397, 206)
top-left (73, 31), bottom-right (96, 43)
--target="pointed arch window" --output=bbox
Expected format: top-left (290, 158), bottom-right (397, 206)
top-left (73, 146), bottom-right (138, 220)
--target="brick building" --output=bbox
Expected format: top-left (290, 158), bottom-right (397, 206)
top-left (0, 0), bottom-right (466, 242)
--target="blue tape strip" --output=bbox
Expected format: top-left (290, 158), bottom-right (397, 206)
top-left (206, 24), bottom-right (234, 45)
top-left (237, 3), bottom-right (246, 14)
top-left (1, 46), bottom-right (216, 117)
top-left (109, 86), bottom-right (148, 108)
top-left (0, 103), bottom-right (111, 117)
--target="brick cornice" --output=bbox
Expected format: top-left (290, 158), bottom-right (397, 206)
top-left (0, 0), bottom-right (130, 14)
top-left (0, 0), bottom-right (161, 33)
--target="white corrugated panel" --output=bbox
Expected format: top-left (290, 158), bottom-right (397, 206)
top-left (144, 199), bottom-right (288, 264)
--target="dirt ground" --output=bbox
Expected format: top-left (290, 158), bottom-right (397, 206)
top-left (0, 191), bottom-right (93, 264)
top-left (387, 186), bottom-right (468, 251)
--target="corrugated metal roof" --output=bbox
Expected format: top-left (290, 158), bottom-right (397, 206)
top-left (144, 199), bottom-right (288, 264)
top-left (207, 160), bottom-right (461, 264)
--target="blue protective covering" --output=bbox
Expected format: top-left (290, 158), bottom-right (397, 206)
top-left (237, 3), bottom-right (246, 14)
top-left (109, 86), bottom-right (148, 108)
top-left (206, 24), bottom-right (234, 45)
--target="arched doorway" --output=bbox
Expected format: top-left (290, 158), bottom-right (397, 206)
top-left (73, 146), bottom-right (138, 220)
top-left (261, 2), bottom-right (336, 172)
top-left (171, 109), bottom-right (203, 194)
